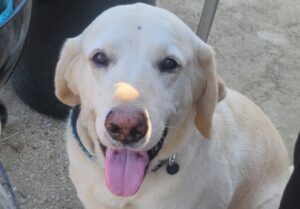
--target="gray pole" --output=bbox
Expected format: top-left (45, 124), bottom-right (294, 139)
top-left (196, 0), bottom-right (219, 42)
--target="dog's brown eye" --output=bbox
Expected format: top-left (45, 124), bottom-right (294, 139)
top-left (92, 52), bottom-right (109, 67)
top-left (159, 57), bottom-right (180, 73)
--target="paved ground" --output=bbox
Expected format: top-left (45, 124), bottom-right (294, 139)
top-left (0, 0), bottom-right (299, 208)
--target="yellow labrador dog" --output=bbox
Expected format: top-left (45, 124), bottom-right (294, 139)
top-left (55, 3), bottom-right (289, 209)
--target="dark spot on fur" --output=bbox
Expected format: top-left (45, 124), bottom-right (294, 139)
top-left (138, 26), bottom-right (142, 30)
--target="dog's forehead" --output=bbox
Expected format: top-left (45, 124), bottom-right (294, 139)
top-left (88, 3), bottom-right (188, 33)
top-left (82, 3), bottom-right (196, 53)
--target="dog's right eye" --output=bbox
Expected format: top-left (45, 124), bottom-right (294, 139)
top-left (92, 52), bottom-right (109, 67)
top-left (158, 57), bottom-right (181, 73)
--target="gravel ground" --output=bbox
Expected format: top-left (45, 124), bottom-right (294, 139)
top-left (0, 0), bottom-right (299, 208)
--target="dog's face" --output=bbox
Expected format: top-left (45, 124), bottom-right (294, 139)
top-left (55, 3), bottom-right (225, 197)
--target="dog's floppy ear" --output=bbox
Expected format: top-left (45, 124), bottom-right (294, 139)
top-left (194, 42), bottom-right (226, 139)
top-left (55, 36), bottom-right (81, 106)
top-left (217, 76), bottom-right (226, 102)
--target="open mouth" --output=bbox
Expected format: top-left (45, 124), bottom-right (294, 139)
top-left (70, 106), bottom-right (169, 196)
top-left (99, 126), bottom-right (168, 160)
top-left (99, 126), bottom-right (168, 197)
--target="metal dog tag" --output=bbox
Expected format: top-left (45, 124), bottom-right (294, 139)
top-left (166, 163), bottom-right (179, 175)
top-left (166, 154), bottom-right (179, 175)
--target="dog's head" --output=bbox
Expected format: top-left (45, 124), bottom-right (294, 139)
top-left (55, 3), bottom-right (226, 197)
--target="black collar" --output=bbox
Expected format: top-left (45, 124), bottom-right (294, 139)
top-left (70, 105), bottom-right (96, 161)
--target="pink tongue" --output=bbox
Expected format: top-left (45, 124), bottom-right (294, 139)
top-left (105, 148), bottom-right (149, 197)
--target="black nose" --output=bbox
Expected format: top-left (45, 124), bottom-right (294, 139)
top-left (105, 108), bottom-right (148, 144)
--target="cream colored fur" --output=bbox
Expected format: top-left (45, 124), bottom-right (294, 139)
top-left (55, 3), bottom-right (289, 209)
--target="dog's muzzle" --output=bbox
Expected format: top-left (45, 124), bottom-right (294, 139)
top-left (70, 105), bottom-right (169, 197)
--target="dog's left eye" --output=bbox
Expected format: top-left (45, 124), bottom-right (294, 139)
top-left (158, 57), bottom-right (180, 73)
top-left (92, 52), bottom-right (109, 67)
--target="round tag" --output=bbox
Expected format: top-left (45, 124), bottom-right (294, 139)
top-left (166, 163), bottom-right (179, 175)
